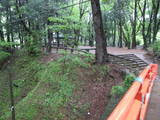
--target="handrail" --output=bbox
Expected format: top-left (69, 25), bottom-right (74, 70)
top-left (107, 64), bottom-right (158, 120)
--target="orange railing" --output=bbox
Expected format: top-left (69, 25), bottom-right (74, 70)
top-left (107, 64), bottom-right (158, 120)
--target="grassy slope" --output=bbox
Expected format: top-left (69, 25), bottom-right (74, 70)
top-left (0, 53), bottom-right (90, 120)
top-left (0, 52), bottom-right (125, 120)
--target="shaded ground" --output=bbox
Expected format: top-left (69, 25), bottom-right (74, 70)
top-left (41, 53), bottom-right (125, 120)
top-left (63, 64), bottom-right (124, 120)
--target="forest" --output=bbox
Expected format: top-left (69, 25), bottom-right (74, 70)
top-left (0, 0), bottom-right (160, 120)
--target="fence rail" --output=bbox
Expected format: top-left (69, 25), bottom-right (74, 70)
top-left (107, 64), bottom-right (158, 120)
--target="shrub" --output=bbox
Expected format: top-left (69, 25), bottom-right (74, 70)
top-left (111, 74), bottom-right (135, 97)
top-left (24, 33), bottom-right (41, 56)
top-left (124, 74), bottom-right (135, 89)
top-left (0, 51), bottom-right (10, 61)
top-left (111, 86), bottom-right (125, 96)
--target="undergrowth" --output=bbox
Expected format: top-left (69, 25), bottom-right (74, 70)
top-left (0, 52), bottom-right (93, 120)
top-left (0, 51), bottom-right (10, 62)
top-left (0, 54), bottom-right (42, 119)
top-left (100, 74), bottom-right (135, 120)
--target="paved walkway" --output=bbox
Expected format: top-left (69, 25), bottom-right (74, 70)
top-left (146, 65), bottom-right (160, 120)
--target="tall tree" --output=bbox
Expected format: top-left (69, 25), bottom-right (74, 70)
top-left (152, 0), bottom-right (160, 42)
top-left (90, 0), bottom-right (108, 64)
top-left (132, 0), bottom-right (137, 48)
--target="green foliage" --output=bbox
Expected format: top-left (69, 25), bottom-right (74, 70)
top-left (0, 51), bottom-right (10, 61)
top-left (81, 52), bottom-right (95, 63)
top-left (1, 53), bottom-right (93, 120)
top-left (24, 31), bottom-right (41, 56)
top-left (16, 104), bottom-right (38, 120)
top-left (92, 65), bottom-right (109, 77)
top-left (99, 65), bottom-right (109, 76)
top-left (124, 74), bottom-right (135, 89)
top-left (12, 56), bottom-right (43, 98)
top-left (151, 41), bottom-right (160, 57)
top-left (0, 41), bottom-right (19, 47)
top-left (111, 74), bottom-right (135, 96)
top-left (48, 15), bottom-right (81, 47)
top-left (111, 85), bottom-right (125, 96)
top-left (48, 16), bottom-right (80, 32)
top-left (58, 53), bottom-right (90, 69)
top-left (0, 54), bottom-right (43, 120)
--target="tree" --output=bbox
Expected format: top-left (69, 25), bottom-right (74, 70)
top-left (152, 0), bottom-right (160, 42)
top-left (90, 0), bottom-right (108, 64)
top-left (131, 0), bottom-right (137, 49)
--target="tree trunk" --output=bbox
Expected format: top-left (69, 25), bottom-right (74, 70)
top-left (118, 19), bottom-right (123, 48)
top-left (132, 0), bottom-right (137, 49)
top-left (90, 0), bottom-right (108, 64)
top-left (0, 17), bottom-right (4, 41)
top-left (113, 20), bottom-right (116, 47)
top-left (152, 0), bottom-right (160, 42)
top-left (47, 19), bottom-right (53, 53)
top-left (142, 0), bottom-right (147, 49)
top-left (56, 32), bottom-right (60, 47)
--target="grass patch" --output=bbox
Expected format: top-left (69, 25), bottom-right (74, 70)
top-left (0, 51), bottom-right (10, 61)
top-left (0, 52), bottom-right (92, 120)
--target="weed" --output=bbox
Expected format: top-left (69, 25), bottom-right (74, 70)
top-left (111, 85), bottom-right (125, 96)
top-left (111, 74), bottom-right (135, 96)
top-left (124, 74), bottom-right (135, 89)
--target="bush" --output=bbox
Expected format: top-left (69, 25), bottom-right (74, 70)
top-left (24, 33), bottom-right (41, 56)
top-left (124, 74), bottom-right (135, 89)
top-left (111, 86), bottom-right (125, 96)
top-left (0, 51), bottom-right (10, 61)
top-left (111, 74), bottom-right (135, 97)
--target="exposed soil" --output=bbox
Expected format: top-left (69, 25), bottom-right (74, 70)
top-left (64, 64), bottom-right (124, 120)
